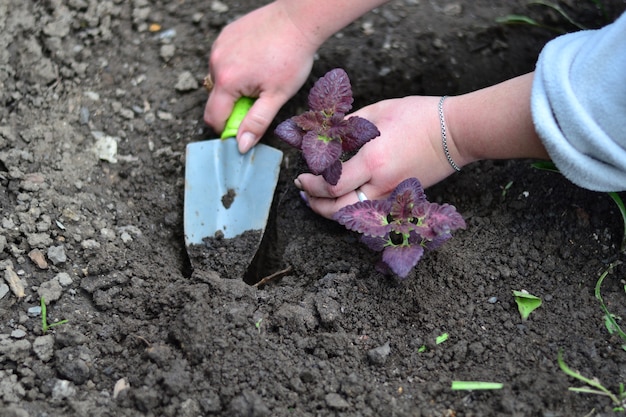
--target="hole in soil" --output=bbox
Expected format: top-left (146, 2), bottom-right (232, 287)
top-left (242, 208), bottom-right (280, 285)
top-left (184, 189), bottom-right (287, 285)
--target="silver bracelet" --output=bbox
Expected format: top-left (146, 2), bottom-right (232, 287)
top-left (438, 96), bottom-right (461, 172)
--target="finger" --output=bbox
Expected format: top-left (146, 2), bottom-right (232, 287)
top-left (236, 95), bottom-right (288, 153)
top-left (305, 191), bottom-right (363, 220)
top-left (203, 87), bottom-right (237, 134)
top-left (296, 152), bottom-right (372, 199)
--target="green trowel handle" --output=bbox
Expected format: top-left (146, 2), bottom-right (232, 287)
top-left (220, 97), bottom-right (255, 139)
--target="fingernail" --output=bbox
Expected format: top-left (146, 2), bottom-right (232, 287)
top-left (299, 191), bottom-right (310, 207)
top-left (239, 131), bottom-right (255, 153)
top-left (294, 178), bottom-right (303, 189)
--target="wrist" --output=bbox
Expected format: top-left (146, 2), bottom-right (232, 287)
top-left (277, 0), bottom-right (389, 49)
top-left (434, 95), bottom-right (472, 171)
top-left (444, 73), bottom-right (548, 164)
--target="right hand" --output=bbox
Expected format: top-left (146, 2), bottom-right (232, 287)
top-left (296, 96), bottom-right (464, 219)
top-left (203, 3), bottom-right (318, 153)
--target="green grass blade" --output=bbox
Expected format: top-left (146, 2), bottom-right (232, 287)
top-left (40, 297), bottom-right (48, 333)
top-left (557, 349), bottom-right (619, 404)
top-left (608, 192), bottom-right (626, 252)
top-left (595, 262), bottom-right (626, 343)
top-left (451, 381), bottom-right (504, 391)
top-left (528, 0), bottom-right (588, 30)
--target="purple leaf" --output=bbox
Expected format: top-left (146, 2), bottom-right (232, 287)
top-left (322, 159), bottom-right (342, 186)
top-left (302, 132), bottom-right (342, 175)
top-left (382, 244), bottom-right (424, 278)
top-left (333, 200), bottom-right (392, 236)
top-left (308, 68), bottom-right (353, 114)
top-left (274, 119), bottom-right (304, 149)
top-left (390, 189), bottom-right (418, 221)
top-left (424, 233), bottom-right (452, 251)
top-left (361, 234), bottom-right (388, 252)
top-left (293, 111), bottom-right (325, 133)
top-left (340, 117), bottom-right (381, 152)
top-left (422, 203), bottom-right (466, 238)
top-left (388, 178), bottom-right (426, 207)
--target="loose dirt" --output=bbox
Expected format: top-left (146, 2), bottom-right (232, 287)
top-left (2, 1), bottom-right (626, 416)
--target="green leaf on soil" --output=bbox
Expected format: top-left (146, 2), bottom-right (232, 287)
top-left (595, 262), bottom-right (626, 346)
top-left (41, 297), bottom-right (69, 333)
top-left (436, 333), bottom-right (449, 345)
top-left (557, 349), bottom-right (625, 407)
top-left (512, 290), bottom-right (542, 321)
top-left (451, 381), bottom-right (504, 391)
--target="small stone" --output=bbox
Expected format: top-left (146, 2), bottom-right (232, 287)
top-left (28, 306), bottom-right (42, 316)
top-left (113, 377), bottom-right (130, 399)
top-left (4, 265), bottom-right (25, 299)
top-left (10, 329), bottom-right (26, 339)
top-left (0, 283), bottom-right (9, 300)
top-left (157, 111), bottom-right (173, 120)
top-left (160, 44), bottom-right (176, 62)
top-left (38, 279), bottom-right (63, 303)
top-left (33, 335), bottom-right (55, 361)
top-left (81, 239), bottom-right (101, 250)
top-left (367, 341), bottom-right (391, 365)
top-left (325, 393), bottom-right (350, 409)
top-left (47, 245), bottom-right (67, 265)
top-left (56, 272), bottom-right (73, 287)
top-left (52, 379), bottom-right (76, 400)
top-left (210, 0), bottom-right (228, 13)
top-left (175, 71), bottom-right (199, 92)
top-left (91, 131), bottom-right (118, 163)
top-left (29, 249), bottom-right (49, 269)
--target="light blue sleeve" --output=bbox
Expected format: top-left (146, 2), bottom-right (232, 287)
top-left (531, 12), bottom-right (626, 192)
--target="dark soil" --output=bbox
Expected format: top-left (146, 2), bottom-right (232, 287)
top-left (2, 1), bottom-right (626, 416)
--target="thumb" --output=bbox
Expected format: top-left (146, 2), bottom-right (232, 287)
top-left (236, 96), bottom-right (285, 153)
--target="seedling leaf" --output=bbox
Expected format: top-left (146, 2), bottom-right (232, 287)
top-left (557, 349), bottom-right (623, 406)
top-left (512, 290), bottom-right (542, 320)
top-left (595, 262), bottom-right (626, 344)
top-left (40, 297), bottom-right (68, 333)
top-left (451, 381), bottom-right (504, 391)
top-left (436, 333), bottom-right (449, 345)
top-left (608, 192), bottom-right (626, 252)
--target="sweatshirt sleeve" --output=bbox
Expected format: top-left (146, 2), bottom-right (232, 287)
top-left (531, 12), bottom-right (626, 192)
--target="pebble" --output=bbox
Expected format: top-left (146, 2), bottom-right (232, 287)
top-left (367, 341), bottom-right (391, 365)
top-left (91, 131), bottom-right (119, 163)
top-left (27, 306), bottom-right (42, 316)
top-left (33, 335), bottom-right (55, 362)
top-left (210, 0), bottom-right (228, 13)
top-left (10, 329), bottom-right (26, 339)
top-left (160, 44), bottom-right (175, 62)
top-left (79, 106), bottom-right (90, 124)
top-left (175, 71), bottom-right (198, 92)
top-left (28, 249), bottom-right (49, 269)
top-left (56, 272), bottom-right (73, 287)
top-left (81, 239), bottom-right (101, 250)
top-left (325, 393), bottom-right (350, 410)
top-left (47, 245), bottom-right (67, 265)
top-left (157, 111), bottom-right (173, 120)
top-left (38, 278), bottom-right (62, 303)
top-left (0, 283), bottom-right (9, 300)
top-left (52, 379), bottom-right (76, 400)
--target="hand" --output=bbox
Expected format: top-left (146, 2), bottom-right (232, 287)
top-left (203, 3), bottom-right (318, 153)
top-left (295, 96), bottom-right (463, 219)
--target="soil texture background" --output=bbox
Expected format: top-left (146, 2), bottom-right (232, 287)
top-left (2, 1), bottom-right (626, 416)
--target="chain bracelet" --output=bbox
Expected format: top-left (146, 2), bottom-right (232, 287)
top-left (438, 96), bottom-right (461, 172)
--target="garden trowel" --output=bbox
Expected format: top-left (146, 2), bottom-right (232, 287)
top-left (184, 97), bottom-right (283, 249)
